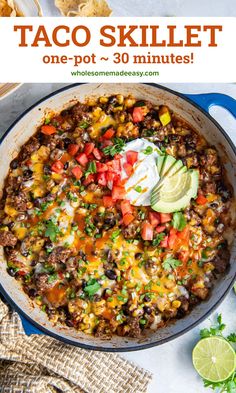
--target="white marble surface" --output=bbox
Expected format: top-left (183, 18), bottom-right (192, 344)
top-left (0, 83), bottom-right (235, 393)
top-left (40, 0), bottom-right (236, 17)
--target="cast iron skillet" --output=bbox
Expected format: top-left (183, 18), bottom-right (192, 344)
top-left (0, 83), bottom-right (235, 351)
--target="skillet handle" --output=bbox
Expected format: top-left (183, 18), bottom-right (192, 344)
top-left (20, 315), bottom-right (43, 335)
top-left (184, 93), bottom-right (236, 119)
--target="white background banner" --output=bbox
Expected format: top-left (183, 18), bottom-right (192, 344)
top-left (0, 17), bottom-right (235, 83)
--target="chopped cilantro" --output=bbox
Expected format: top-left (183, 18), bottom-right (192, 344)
top-left (48, 273), bottom-right (58, 283)
top-left (79, 121), bottom-right (89, 129)
top-left (103, 137), bottom-right (125, 157)
top-left (172, 212), bottom-right (186, 231)
top-left (84, 161), bottom-right (96, 178)
top-left (45, 219), bottom-right (61, 242)
top-left (152, 232), bottom-right (165, 246)
top-left (84, 279), bottom-right (101, 296)
top-left (162, 257), bottom-right (182, 272)
top-left (110, 229), bottom-right (121, 242)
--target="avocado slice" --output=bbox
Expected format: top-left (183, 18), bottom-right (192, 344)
top-left (160, 155), bottom-right (176, 177)
top-left (159, 106), bottom-right (171, 126)
top-left (152, 161), bottom-right (186, 197)
top-left (157, 155), bottom-right (165, 176)
top-left (151, 169), bottom-right (199, 213)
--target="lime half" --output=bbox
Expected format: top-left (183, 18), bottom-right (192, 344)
top-left (192, 336), bottom-right (236, 382)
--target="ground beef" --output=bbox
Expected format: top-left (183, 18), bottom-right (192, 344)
top-left (48, 247), bottom-right (71, 266)
top-left (35, 273), bottom-right (56, 293)
top-left (212, 248), bottom-right (230, 274)
top-left (126, 317), bottom-right (142, 338)
top-left (70, 102), bottom-right (90, 123)
top-left (122, 219), bottom-right (140, 239)
top-left (202, 181), bottom-right (217, 194)
top-left (0, 230), bottom-right (17, 247)
top-left (21, 137), bottom-right (40, 160)
top-left (94, 319), bottom-right (112, 338)
top-left (11, 192), bottom-right (28, 211)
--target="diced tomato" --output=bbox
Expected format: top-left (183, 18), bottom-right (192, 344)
top-left (41, 124), bottom-right (57, 135)
top-left (160, 235), bottom-right (169, 248)
top-left (84, 142), bottom-right (95, 156)
top-left (155, 225), bottom-right (166, 233)
top-left (107, 159), bottom-right (121, 172)
top-left (123, 213), bottom-right (135, 226)
top-left (196, 194), bottom-right (208, 205)
top-left (126, 150), bottom-right (138, 166)
top-left (101, 139), bottom-right (113, 148)
top-left (160, 213), bottom-right (172, 223)
top-left (18, 270), bottom-right (26, 276)
top-left (120, 200), bottom-right (132, 216)
top-left (114, 177), bottom-right (127, 187)
top-left (51, 160), bottom-right (64, 173)
top-left (141, 221), bottom-right (154, 241)
top-left (112, 186), bottom-right (126, 200)
top-left (93, 148), bottom-right (102, 160)
top-left (103, 196), bottom-right (114, 208)
top-left (97, 172), bottom-right (107, 186)
top-left (123, 163), bottom-right (133, 177)
top-left (106, 171), bottom-right (116, 188)
top-left (148, 212), bottom-right (161, 227)
top-left (75, 153), bottom-right (88, 166)
top-left (83, 173), bottom-right (95, 186)
top-left (71, 166), bottom-right (83, 180)
top-left (102, 128), bottom-right (115, 139)
top-left (114, 154), bottom-right (122, 160)
top-left (96, 162), bottom-right (108, 172)
top-left (132, 106), bottom-right (144, 123)
top-left (67, 144), bottom-right (79, 156)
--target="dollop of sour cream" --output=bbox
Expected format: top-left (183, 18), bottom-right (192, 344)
top-left (120, 138), bottom-right (160, 206)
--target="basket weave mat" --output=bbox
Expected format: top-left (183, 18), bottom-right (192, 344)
top-left (0, 298), bottom-right (152, 393)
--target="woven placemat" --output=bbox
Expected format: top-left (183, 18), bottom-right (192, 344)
top-left (0, 299), bottom-right (152, 393)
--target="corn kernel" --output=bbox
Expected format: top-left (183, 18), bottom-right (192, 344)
top-left (116, 94), bottom-right (124, 104)
top-left (99, 96), bottom-right (108, 104)
top-left (172, 300), bottom-right (181, 309)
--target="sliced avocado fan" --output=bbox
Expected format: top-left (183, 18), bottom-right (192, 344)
top-left (151, 154), bottom-right (199, 213)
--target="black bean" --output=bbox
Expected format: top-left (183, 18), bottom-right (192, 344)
top-left (44, 165), bottom-right (52, 175)
top-left (30, 260), bottom-right (37, 267)
top-left (108, 96), bottom-right (117, 105)
top-left (63, 138), bottom-right (72, 149)
top-left (23, 169), bottom-right (33, 179)
top-left (64, 162), bottom-right (69, 170)
top-left (143, 295), bottom-right (151, 302)
top-left (10, 159), bottom-right (19, 169)
top-left (143, 306), bottom-right (152, 315)
top-left (78, 251), bottom-right (86, 261)
top-left (105, 269), bottom-right (117, 280)
top-left (61, 110), bottom-right (70, 117)
top-left (28, 288), bottom-right (37, 298)
top-left (135, 253), bottom-right (142, 260)
top-left (7, 267), bottom-right (16, 277)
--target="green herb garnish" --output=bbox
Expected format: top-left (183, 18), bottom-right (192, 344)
top-left (162, 257), bottom-right (182, 272)
top-left (103, 137), bottom-right (125, 157)
top-left (134, 185), bottom-right (142, 193)
top-left (172, 212), bottom-right (186, 231)
top-left (84, 278), bottom-right (101, 296)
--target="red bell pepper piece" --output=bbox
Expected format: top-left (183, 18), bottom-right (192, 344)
top-left (41, 125), bottom-right (56, 135)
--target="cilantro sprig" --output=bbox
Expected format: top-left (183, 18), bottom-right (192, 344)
top-left (162, 257), bottom-right (182, 271)
top-left (172, 212), bottom-right (186, 231)
top-left (103, 137), bottom-right (125, 157)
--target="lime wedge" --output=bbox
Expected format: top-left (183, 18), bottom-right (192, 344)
top-left (192, 336), bottom-right (236, 383)
top-left (234, 282), bottom-right (236, 294)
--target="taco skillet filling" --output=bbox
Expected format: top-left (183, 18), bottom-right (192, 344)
top-left (0, 94), bottom-right (233, 338)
